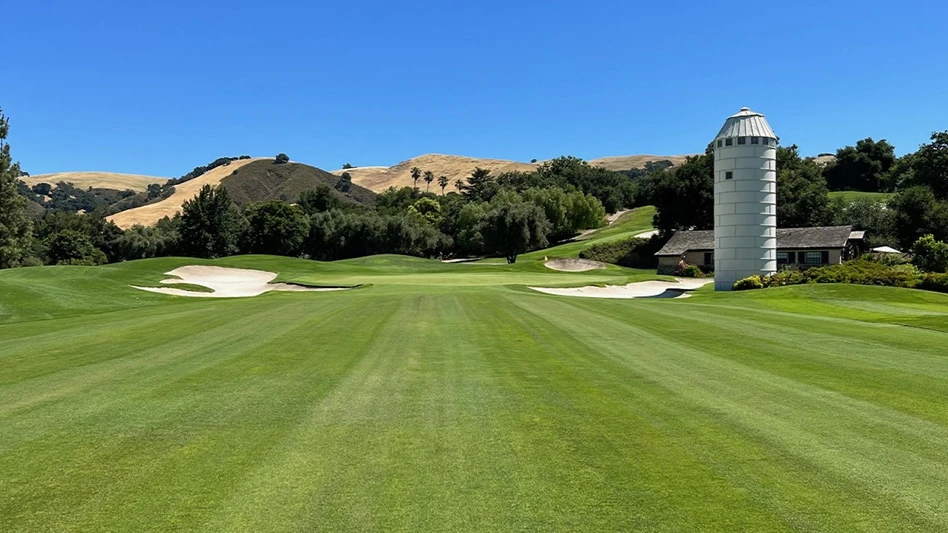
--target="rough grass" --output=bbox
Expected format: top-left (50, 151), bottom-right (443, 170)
top-left (221, 160), bottom-right (376, 206)
top-left (2, 255), bottom-right (948, 531)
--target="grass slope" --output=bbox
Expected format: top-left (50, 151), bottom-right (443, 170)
top-left (829, 190), bottom-right (894, 203)
top-left (2, 256), bottom-right (948, 531)
top-left (20, 171), bottom-right (167, 192)
top-left (221, 160), bottom-right (375, 206)
top-left (512, 205), bottom-right (656, 262)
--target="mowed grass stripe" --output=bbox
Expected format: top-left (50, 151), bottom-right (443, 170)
top-left (516, 294), bottom-right (948, 530)
top-left (0, 294), bottom-right (382, 531)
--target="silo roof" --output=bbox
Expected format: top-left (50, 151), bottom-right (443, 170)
top-left (714, 107), bottom-right (776, 140)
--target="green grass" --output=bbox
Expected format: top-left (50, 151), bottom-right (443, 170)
top-left (2, 254), bottom-right (948, 531)
top-left (829, 190), bottom-right (894, 203)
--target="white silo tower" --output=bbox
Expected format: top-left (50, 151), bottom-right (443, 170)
top-left (712, 107), bottom-right (777, 291)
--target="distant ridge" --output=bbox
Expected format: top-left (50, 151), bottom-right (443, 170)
top-left (21, 171), bottom-right (167, 192)
top-left (333, 153), bottom-right (694, 193)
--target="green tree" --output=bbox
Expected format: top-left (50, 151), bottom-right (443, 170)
top-left (0, 107), bottom-right (34, 268)
top-left (464, 167), bottom-right (499, 203)
top-left (911, 234), bottom-right (948, 273)
top-left (823, 138), bottom-right (896, 192)
top-left (776, 145), bottom-right (833, 227)
top-left (407, 197), bottom-right (443, 226)
top-left (650, 150), bottom-right (714, 233)
top-left (410, 166), bottom-right (422, 190)
top-left (437, 175), bottom-right (449, 195)
top-left (454, 179), bottom-right (464, 193)
top-left (479, 202), bottom-right (551, 263)
top-left (275, 153), bottom-right (290, 164)
top-left (242, 201), bottom-right (310, 256)
top-left (423, 170), bottom-right (435, 193)
top-left (908, 131), bottom-right (948, 199)
top-left (889, 186), bottom-right (948, 248)
top-left (44, 229), bottom-right (106, 265)
top-left (179, 185), bottom-right (241, 258)
top-left (298, 185), bottom-right (341, 214)
top-left (342, 163), bottom-right (354, 169)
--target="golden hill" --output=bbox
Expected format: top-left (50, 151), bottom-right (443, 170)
top-left (108, 158), bottom-right (266, 229)
top-left (21, 171), bottom-right (167, 192)
top-left (334, 154), bottom-right (693, 192)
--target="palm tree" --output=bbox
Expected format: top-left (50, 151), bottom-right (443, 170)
top-left (455, 179), bottom-right (464, 193)
top-left (423, 170), bottom-right (435, 193)
top-left (410, 167), bottom-right (422, 190)
top-left (437, 175), bottom-right (449, 195)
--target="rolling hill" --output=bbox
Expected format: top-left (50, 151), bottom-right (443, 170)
top-left (108, 158), bottom-right (374, 228)
top-left (21, 171), bottom-right (167, 192)
top-left (333, 153), bottom-right (693, 193)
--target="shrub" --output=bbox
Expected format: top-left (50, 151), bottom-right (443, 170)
top-left (912, 234), bottom-right (948, 272)
top-left (675, 263), bottom-right (704, 278)
top-left (917, 272), bottom-right (948, 293)
top-left (733, 276), bottom-right (765, 290)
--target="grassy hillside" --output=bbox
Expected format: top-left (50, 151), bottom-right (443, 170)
top-left (21, 171), bottom-right (167, 192)
top-left (3, 255), bottom-right (948, 531)
top-left (220, 160), bottom-right (375, 206)
top-left (829, 190), bottom-right (895, 203)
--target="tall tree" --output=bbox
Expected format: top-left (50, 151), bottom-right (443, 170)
top-left (410, 166), bottom-right (422, 190)
top-left (241, 201), bottom-right (310, 256)
top-left (823, 138), bottom-right (896, 192)
top-left (909, 131), bottom-right (948, 199)
top-left (455, 179), bottom-right (464, 193)
top-left (179, 185), bottom-right (241, 258)
top-left (423, 170), bottom-right (435, 193)
top-left (438, 175), bottom-right (449, 195)
top-left (649, 150), bottom-right (714, 233)
top-left (0, 107), bottom-right (34, 269)
top-left (464, 167), bottom-right (499, 202)
top-left (776, 145), bottom-right (833, 227)
top-left (478, 202), bottom-right (550, 263)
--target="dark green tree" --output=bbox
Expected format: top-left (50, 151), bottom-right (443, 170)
top-left (911, 234), bottom-right (948, 273)
top-left (649, 150), bottom-right (714, 233)
top-left (275, 153), bottom-right (290, 164)
top-left (437, 175), bottom-right (449, 195)
top-left (410, 166), bottom-right (422, 190)
top-left (479, 202), bottom-right (551, 263)
top-left (463, 167), bottom-right (499, 203)
top-left (889, 186), bottom-right (948, 248)
top-left (298, 185), bottom-right (341, 214)
top-left (908, 131), bottom-right (948, 199)
top-left (823, 138), bottom-right (896, 192)
top-left (179, 185), bottom-right (241, 258)
top-left (776, 145), bottom-right (833, 227)
top-left (242, 201), bottom-right (310, 256)
top-left (0, 107), bottom-right (34, 268)
top-left (44, 229), bottom-right (106, 265)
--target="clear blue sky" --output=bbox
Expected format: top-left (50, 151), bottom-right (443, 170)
top-left (4, 0), bottom-right (947, 177)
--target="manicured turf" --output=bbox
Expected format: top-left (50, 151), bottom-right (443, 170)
top-left (828, 190), bottom-right (894, 203)
top-left (2, 255), bottom-right (948, 531)
top-left (511, 205), bottom-right (656, 262)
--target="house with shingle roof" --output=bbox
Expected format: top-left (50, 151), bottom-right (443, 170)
top-left (655, 226), bottom-right (868, 275)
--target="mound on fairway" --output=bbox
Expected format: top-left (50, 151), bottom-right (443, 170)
top-left (132, 265), bottom-right (347, 298)
top-left (529, 278), bottom-right (711, 298)
top-left (544, 258), bottom-right (605, 272)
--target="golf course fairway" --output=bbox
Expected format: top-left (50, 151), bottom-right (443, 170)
top-left (2, 254), bottom-right (948, 531)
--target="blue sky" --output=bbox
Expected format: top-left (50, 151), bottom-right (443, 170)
top-left (4, 0), bottom-right (947, 176)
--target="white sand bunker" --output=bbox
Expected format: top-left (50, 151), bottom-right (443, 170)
top-left (530, 278), bottom-right (712, 299)
top-left (132, 266), bottom-right (348, 298)
top-left (544, 258), bottom-right (606, 272)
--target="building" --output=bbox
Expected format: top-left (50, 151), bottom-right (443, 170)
top-left (712, 107), bottom-right (778, 291)
top-left (655, 226), bottom-right (868, 276)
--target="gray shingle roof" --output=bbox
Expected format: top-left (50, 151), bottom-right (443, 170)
top-left (714, 107), bottom-right (776, 141)
top-left (655, 226), bottom-right (856, 256)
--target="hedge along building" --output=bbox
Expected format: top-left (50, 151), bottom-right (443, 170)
top-left (712, 107), bottom-right (778, 291)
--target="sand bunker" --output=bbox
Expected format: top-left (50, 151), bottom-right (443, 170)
top-left (544, 258), bottom-right (606, 272)
top-left (132, 266), bottom-right (348, 298)
top-left (529, 278), bottom-right (712, 299)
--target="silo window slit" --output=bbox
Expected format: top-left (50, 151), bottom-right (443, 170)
top-left (725, 171), bottom-right (733, 180)
top-left (725, 138), bottom-right (732, 146)
top-left (738, 137), bottom-right (746, 145)
top-left (751, 137), bottom-right (759, 144)
top-left (717, 140), bottom-right (723, 148)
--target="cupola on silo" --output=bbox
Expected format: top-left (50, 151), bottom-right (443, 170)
top-left (712, 107), bottom-right (777, 291)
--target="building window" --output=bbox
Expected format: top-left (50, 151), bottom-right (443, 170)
top-left (738, 137), bottom-right (746, 145)
top-left (777, 252), bottom-right (790, 265)
top-left (725, 138), bottom-right (733, 146)
top-left (703, 252), bottom-right (713, 266)
top-left (725, 171), bottom-right (733, 180)
top-left (803, 251), bottom-right (828, 265)
top-left (751, 137), bottom-right (759, 144)
top-left (717, 139), bottom-right (723, 148)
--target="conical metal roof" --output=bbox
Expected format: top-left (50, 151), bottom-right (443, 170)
top-left (714, 107), bottom-right (776, 141)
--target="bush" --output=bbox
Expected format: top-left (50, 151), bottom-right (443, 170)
top-left (674, 262), bottom-right (704, 278)
top-left (917, 272), bottom-right (948, 293)
top-left (912, 234), bottom-right (948, 273)
top-left (733, 276), bottom-right (765, 290)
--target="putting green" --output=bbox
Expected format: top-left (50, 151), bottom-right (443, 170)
top-left (2, 254), bottom-right (948, 531)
